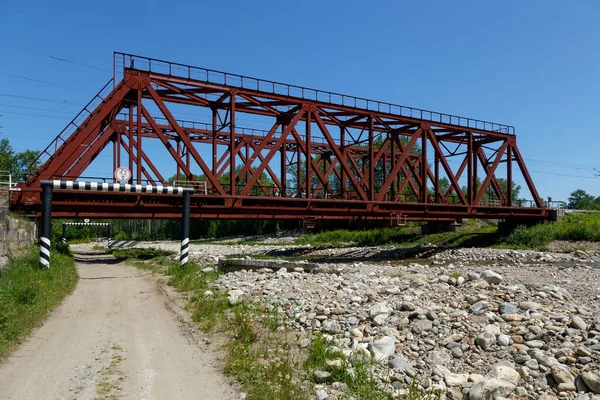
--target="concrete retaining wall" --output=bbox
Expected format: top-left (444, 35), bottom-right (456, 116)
top-left (0, 190), bottom-right (37, 270)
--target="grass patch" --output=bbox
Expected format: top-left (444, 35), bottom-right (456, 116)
top-left (295, 223), bottom-right (498, 248)
top-left (502, 213), bottom-right (600, 250)
top-left (305, 335), bottom-right (441, 399)
top-left (0, 246), bottom-right (78, 358)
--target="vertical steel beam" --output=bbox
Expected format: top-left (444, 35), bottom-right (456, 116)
top-left (368, 116), bottom-right (374, 201)
top-left (112, 139), bottom-right (117, 183)
top-left (340, 127), bottom-right (346, 199)
top-left (467, 131), bottom-right (473, 205)
top-left (434, 152), bottom-right (440, 203)
top-left (176, 141), bottom-right (181, 183)
top-left (116, 133), bottom-right (121, 170)
top-left (472, 139), bottom-right (478, 203)
top-left (212, 109), bottom-right (217, 176)
top-left (280, 127), bottom-right (286, 197)
top-left (507, 144), bottom-right (513, 207)
top-left (40, 183), bottom-right (52, 268)
top-left (421, 127), bottom-right (428, 203)
top-left (180, 190), bottom-right (190, 267)
top-left (230, 93), bottom-right (236, 195)
top-left (136, 89), bottom-right (142, 184)
top-left (128, 105), bottom-right (134, 184)
top-left (306, 111), bottom-right (312, 199)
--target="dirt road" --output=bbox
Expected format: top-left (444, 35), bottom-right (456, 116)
top-left (0, 248), bottom-right (237, 400)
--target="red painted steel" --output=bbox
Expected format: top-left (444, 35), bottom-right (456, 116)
top-left (11, 53), bottom-right (550, 221)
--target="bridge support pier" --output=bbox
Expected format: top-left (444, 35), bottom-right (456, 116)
top-left (40, 183), bottom-right (52, 268)
top-left (421, 220), bottom-right (462, 234)
top-left (180, 191), bottom-right (190, 267)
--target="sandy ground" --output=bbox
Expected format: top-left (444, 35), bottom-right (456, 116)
top-left (0, 248), bottom-right (237, 400)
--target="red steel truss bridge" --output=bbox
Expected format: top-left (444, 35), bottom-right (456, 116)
top-left (11, 53), bottom-right (553, 222)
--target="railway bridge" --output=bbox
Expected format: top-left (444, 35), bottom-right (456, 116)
top-left (10, 53), bottom-right (552, 223)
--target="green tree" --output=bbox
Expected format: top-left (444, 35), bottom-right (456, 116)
top-left (568, 189), bottom-right (596, 210)
top-left (0, 138), bottom-right (41, 182)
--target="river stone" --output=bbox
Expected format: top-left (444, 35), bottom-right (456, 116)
top-left (582, 370), bottom-right (600, 393)
top-left (498, 334), bottom-right (511, 347)
top-left (314, 370), bottom-right (332, 383)
top-left (441, 334), bottom-right (463, 346)
top-left (481, 270), bottom-right (503, 284)
top-left (551, 364), bottom-right (576, 391)
top-left (227, 289), bottom-right (244, 305)
top-left (476, 332), bottom-right (497, 350)
top-left (322, 320), bottom-right (342, 333)
top-left (412, 319), bottom-right (433, 334)
top-left (487, 365), bottom-right (521, 386)
top-left (369, 302), bottom-right (390, 318)
top-left (470, 301), bottom-right (489, 315)
top-left (373, 314), bottom-right (388, 326)
top-left (370, 336), bottom-right (395, 362)
top-left (499, 302), bottom-right (518, 315)
top-left (468, 378), bottom-right (516, 400)
top-left (444, 373), bottom-right (469, 386)
top-left (389, 356), bottom-right (416, 377)
top-left (571, 315), bottom-right (588, 331)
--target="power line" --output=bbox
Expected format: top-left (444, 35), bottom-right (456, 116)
top-left (0, 92), bottom-right (84, 105)
top-left (0, 71), bottom-right (90, 92)
top-left (0, 110), bottom-right (68, 120)
top-left (0, 43), bottom-right (110, 73)
top-left (0, 103), bottom-right (73, 114)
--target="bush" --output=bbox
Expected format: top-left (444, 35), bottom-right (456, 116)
top-left (0, 247), bottom-right (78, 357)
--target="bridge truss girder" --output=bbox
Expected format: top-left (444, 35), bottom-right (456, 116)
top-left (11, 54), bottom-right (548, 221)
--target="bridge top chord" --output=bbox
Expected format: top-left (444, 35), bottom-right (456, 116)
top-left (114, 52), bottom-right (515, 136)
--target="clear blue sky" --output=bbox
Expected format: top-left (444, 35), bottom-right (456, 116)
top-left (1, 0), bottom-right (598, 201)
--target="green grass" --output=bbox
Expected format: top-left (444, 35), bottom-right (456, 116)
top-left (502, 213), bottom-right (600, 250)
top-left (305, 335), bottom-right (441, 400)
top-left (295, 224), bottom-right (497, 248)
top-left (0, 246), bottom-right (78, 358)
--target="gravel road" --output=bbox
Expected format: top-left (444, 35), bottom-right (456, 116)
top-left (0, 248), bottom-right (237, 400)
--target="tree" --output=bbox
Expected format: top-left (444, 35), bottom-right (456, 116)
top-left (496, 178), bottom-right (521, 202)
top-left (568, 189), bottom-right (596, 210)
top-left (0, 138), bottom-right (15, 173)
top-left (0, 138), bottom-right (41, 182)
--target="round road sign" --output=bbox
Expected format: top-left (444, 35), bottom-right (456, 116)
top-left (114, 167), bottom-right (132, 183)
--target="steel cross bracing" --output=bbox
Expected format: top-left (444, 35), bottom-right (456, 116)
top-left (11, 53), bottom-right (551, 222)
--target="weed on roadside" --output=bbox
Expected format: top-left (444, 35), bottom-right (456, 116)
top-left (0, 247), bottom-right (78, 358)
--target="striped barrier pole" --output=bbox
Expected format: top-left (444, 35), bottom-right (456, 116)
top-left (40, 183), bottom-right (53, 268)
top-left (180, 190), bottom-right (190, 267)
top-left (62, 222), bottom-right (67, 243)
top-left (107, 224), bottom-right (113, 248)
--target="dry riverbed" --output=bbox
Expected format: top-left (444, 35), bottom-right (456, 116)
top-left (128, 240), bottom-right (600, 400)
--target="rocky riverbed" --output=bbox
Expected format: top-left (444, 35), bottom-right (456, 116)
top-left (133, 240), bottom-right (600, 399)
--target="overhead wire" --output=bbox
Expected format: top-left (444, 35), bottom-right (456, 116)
top-left (0, 43), bottom-right (110, 73)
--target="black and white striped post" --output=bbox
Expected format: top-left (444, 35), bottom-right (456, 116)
top-left (107, 224), bottom-right (113, 248)
top-left (180, 190), bottom-right (191, 267)
top-left (62, 222), bottom-right (67, 243)
top-left (40, 182), bottom-right (53, 268)
top-left (39, 180), bottom-right (195, 267)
